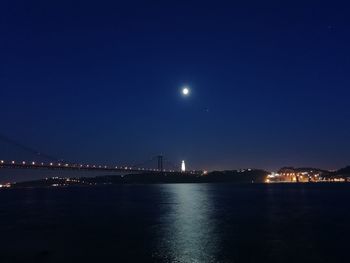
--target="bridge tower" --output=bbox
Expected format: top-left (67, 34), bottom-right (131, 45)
top-left (157, 155), bottom-right (163, 171)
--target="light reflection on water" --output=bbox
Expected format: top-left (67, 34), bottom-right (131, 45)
top-left (155, 184), bottom-right (220, 263)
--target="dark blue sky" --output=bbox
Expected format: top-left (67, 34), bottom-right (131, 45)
top-left (0, 0), bottom-right (349, 171)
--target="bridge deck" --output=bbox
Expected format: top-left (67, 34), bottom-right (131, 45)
top-left (0, 161), bottom-right (175, 173)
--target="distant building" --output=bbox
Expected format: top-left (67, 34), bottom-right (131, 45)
top-left (181, 160), bottom-right (186, 172)
top-left (275, 167), bottom-right (324, 182)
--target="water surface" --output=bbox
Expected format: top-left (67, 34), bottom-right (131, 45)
top-left (0, 183), bottom-right (349, 263)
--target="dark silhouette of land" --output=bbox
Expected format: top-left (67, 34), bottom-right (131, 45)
top-left (8, 166), bottom-right (350, 188)
top-left (10, 169), bottom-right (268, 188)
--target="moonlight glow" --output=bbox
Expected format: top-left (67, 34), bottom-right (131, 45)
top-left (182, 87), bottom-right (190, 96)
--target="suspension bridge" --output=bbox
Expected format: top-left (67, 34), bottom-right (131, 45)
top-left (0, 155), bottom-right (187, 173)
top-left (0, 134), bottom-right (200, 175)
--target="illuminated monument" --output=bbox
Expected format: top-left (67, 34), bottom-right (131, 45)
top-left (181, 160), bottom-right (186, 172)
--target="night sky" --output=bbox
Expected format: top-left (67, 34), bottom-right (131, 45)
top-left (0, 0), bottom-right (349, 171)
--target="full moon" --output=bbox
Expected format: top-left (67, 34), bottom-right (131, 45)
top-left (182, 87), bottom-right (190, 96)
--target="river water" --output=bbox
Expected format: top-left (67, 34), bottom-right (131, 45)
top-left (0, 183), bottom-right (349, 263)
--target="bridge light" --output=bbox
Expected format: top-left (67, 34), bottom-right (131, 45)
top-left (11, 161), bottom-right (15, 164)
top-left (50, 163), bottom-right (53, 166)
top-left (0, 160), bottom-right (3, 164)
top-left (32, 162), bottom-right (35, 165)
top-left (22, 161), bottom-right (26, 165)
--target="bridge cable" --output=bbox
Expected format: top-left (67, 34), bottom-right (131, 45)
top-left (0, 133), bottom-right (60, 162)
